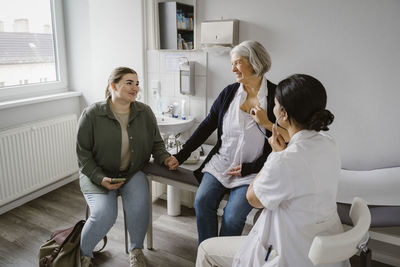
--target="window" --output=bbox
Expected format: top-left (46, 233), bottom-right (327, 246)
top-left (0, 0), bottom-right (67, 101)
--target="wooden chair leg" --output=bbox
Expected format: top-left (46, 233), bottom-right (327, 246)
top-left (146, 175), bottom-right (153, 250)
top-left (124, 209), bottom-right (129, 254)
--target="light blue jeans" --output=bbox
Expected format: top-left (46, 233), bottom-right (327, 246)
top-left (80, 171), bottom-right (149, 257)
top-left (194, 172), bottom-right (253, 245)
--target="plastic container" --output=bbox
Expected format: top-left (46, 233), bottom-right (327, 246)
top-left (177, 34), bottom-right (184, 50)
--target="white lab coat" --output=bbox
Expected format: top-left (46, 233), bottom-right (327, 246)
top-left (233, 130), bottom-right (350, 267)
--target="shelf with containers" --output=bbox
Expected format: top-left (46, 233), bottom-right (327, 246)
top-left (158, 2), bottom-right (194, 50)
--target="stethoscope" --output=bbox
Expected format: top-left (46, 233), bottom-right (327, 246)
top-left (253, 108), bottom-right (283, 139)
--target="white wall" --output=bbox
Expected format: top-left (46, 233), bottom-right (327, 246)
top-left (63, 0), bottom-right (144, 108)
top-left (197, 0), bottom-right (400, 171)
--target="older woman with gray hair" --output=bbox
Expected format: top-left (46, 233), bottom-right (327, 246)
top-left (172, 40), bottom-right (286, 245)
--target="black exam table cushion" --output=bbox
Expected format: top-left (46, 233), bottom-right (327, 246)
top-left (143, 162), bottom-right (200, 187)
top-left (337, 202), bottom-right (400, 227)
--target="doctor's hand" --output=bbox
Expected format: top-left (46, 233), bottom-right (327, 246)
top-left (164, 155), bottom-right (179, 170)
top-left (250, 106), bottom-right (272, 127)
top-left (227, 164), bottom-right (242, 177)
top-left (101, 177), bottom-right (124, 190)
top-left (268, 124), bottom-right (286, 152)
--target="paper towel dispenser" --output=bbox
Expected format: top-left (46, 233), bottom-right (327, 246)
top-left (201, 19), bottom-right (239, 46)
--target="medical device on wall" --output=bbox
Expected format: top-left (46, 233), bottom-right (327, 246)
top-left (179, 58), bottom-right (195, 95)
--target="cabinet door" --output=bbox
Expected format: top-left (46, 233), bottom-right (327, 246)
top-left (158, 1), bottom-right (194, 50)
top-left (159, 2), bottom-right (178, 49)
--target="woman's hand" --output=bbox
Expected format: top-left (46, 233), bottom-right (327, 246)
top-left (227, 164), bottom-right (242, 177)
top-left (164, 155), bottom-right (179, 170)
top-left (268, 124), bottom-right (286, 152)
top-left (250, 105), bottom-right (290, 142)
top-left (101, 177), bottom-right (124, 190)
top-left (250, 105), bottom-right (272, 127)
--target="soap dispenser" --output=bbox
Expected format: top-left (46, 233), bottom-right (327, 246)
top-left (179, 59), bottom-right (195, 95)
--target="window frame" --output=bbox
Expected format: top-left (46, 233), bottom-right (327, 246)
top-left (0, 0), bottom-right (68, 101)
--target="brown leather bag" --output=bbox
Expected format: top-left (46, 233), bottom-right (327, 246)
top-left (38, 220), bottom-right (107, 267)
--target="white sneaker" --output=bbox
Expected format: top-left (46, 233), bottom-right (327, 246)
top-left (129, 248), bottom-right (147, 267)
top-left (81, 255), bottom-right (93, 267)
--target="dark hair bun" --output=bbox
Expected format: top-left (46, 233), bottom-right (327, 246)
top-left (306, 109), bottom-right (334, 131)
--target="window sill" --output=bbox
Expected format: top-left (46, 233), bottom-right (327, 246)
top-left (0, 91), bottom-right (82, 111)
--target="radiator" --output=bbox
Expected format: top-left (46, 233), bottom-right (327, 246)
top-left (0, 115), bottom-right (78, 208)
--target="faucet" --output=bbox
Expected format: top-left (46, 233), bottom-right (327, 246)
top-left (162, 104), bottom-right (175, 117)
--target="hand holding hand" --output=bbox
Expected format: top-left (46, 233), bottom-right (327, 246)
top-left (226, 164), bottom-right (242, 177)
top-left (250, 106), bottom-right (271, 127)
top-left (268, 124), bottom-right (286, 152)
top-left (164, 155), bottom-right (179, 170)
top-left (101, 177), bottom-right (124, 190)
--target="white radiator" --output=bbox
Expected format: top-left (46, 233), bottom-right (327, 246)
top-left (0, 115), bottom-right (78, 210)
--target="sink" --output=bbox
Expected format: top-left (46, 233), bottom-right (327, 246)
top-left (156, 116), bottom-right (195, 136)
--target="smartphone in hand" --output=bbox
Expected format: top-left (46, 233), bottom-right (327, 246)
top-left (111, 178), bottom-right (127, 184)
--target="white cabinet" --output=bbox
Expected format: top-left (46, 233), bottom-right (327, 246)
top-left (158, 2), bottom-right (194, 50)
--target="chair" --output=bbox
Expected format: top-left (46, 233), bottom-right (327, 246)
top-left (85, 203), bottom-right (129, 254)
top-left (308, 197), bottom-right (372, 267)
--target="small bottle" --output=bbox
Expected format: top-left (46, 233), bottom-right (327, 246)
top-left (176, 10), bottom-right (182, 28)
top-left (181, 99), bottom-right (186, 120)
top-left (177, 10), bottom-right (184, 29)
top-left (177, 34), bottom-right (184, 50)
top-left (172, 102), bottom-right (179, 118)
top-left (155, 92), bottom-right (162, 117)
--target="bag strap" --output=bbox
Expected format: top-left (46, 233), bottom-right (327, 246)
top-left (60, 220), bottom-right (85, 247)
top-left (93, 235), bottom-right (108, 254)
top-left (69, 220), bottom-right (107, 253)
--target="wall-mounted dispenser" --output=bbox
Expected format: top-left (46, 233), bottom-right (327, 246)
top-left (179, 58), bottom-right (195, 95)
top-left (200, 19), bottom-right (239, 47)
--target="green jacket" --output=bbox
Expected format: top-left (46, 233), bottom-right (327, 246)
top-left (76, 98), bottom-right (169, 193)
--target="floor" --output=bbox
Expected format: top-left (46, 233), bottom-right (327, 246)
top-left (0, 180), bottom-right (395, 267)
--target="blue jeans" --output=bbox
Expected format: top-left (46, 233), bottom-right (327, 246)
top-left (80, 171), bottom-right (149, 257)
top-left (194, 172), bottom-right (253, 245)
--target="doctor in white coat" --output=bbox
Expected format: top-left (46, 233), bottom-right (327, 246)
top-left (196, 74), bottom-right (350, 267)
